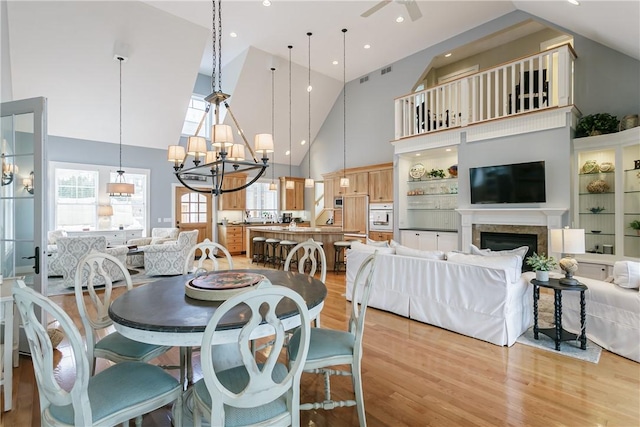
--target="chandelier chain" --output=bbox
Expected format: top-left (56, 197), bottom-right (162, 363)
top-left (211, 0), bottom-right (216, 92)
top-left (217, 0), bottom-right (222, 91)
top-left (118, 56), bottom-right (123, 174)
top-left (342, 28), bottom-right (347, 179)
top-left (288, 45), bottom-right (293, 178)
top-left (308, 32), bottom-right (312, 180)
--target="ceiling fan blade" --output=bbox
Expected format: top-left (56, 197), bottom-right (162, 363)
top-left (361, 0), bottom-right (392, 18)
top-left (403, 0), bottom-right (423, 21)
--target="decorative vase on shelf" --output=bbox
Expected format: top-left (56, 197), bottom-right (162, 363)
top-left (535, 270), bottom-right (549, 282)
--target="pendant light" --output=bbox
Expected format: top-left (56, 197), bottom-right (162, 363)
top-left (268, 66), bottom-right (278, 191)
top-left (340, 28), bottom-right (350, 188)
top-left (285, 45), bottom-right (295, 190)
top-left (304, 32), bottom-right (314, 188)
top-left (107, 55), bottom-right (135, 197)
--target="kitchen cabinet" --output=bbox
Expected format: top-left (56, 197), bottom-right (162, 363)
top-left (218, 225), bottom-right (244, 254)
top-left (218, 173), bottom-right (247, 210)
top-left (279, 177), bottom-right (305, 210)
top-left (342, 195), bottom-right (368, 234)
top-left (345, 172), bottom-right (369, 195)
top-left (573, 127), bottom-right (640, 259)
top-left (369, 231), bottom-right (393, 242)
top-left (324, 177), bottom-right (334, 209)
top-left (400, 230), bottom-right (458, 252)
top-left (368, 168), bottom-right (394, 202)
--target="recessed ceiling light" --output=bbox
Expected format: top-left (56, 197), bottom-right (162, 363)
top-left (332, 60), bottom-right (338, 65)
top-left (307, 85), bottom-right (312, 92)
top-left (567, 0), bottom-right (579, 5)
top-left (364, 44), bottom-right (371, 49)
top-left (445, 53), bottom-right (452, 58)
top-left (300, 140), bottom-right (306, 145)
top-left (415, 153), bottom-right (421, 156)
top-left (230, 32), bottom-right (237, 38)
top-left (285, 150), bottom-right (290, 156)
top-left (396, 16), bottom-right (404, 23)
top-left (262, 0), bottom-right (271, 6)
top-left (445, 148), bottom-right (452, 152)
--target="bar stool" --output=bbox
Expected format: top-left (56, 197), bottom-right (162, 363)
top-left (278, 240), bottom-right (298, 270)
top-left (333, 241), bottom-right (352, 273)
top-left (264, 238), bottom-right (281, 268)
top-left (252, 236), bottom-right (267, 264)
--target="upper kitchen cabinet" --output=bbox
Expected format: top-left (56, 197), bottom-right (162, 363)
top-left (279, 177), bottom-right (305, 211)
top-left (218, 173), bottom-right (247, 210)
top-left (368, 167), bottom-right (394, 202)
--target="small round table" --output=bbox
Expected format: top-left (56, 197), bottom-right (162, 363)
top-left (531, 278), bottom-right (588, 351)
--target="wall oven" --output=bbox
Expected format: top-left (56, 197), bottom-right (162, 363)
top-left (369, 203), bottom-right (393, 232)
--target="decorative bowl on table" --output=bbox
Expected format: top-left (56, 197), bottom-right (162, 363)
top-left (185, 271), bottom-right (267, 301)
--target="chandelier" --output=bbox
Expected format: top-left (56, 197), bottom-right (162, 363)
top-left (167, 0), bottom-right (272, 195)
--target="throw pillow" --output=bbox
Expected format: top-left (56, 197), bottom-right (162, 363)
top-left (446, 252), bottom-right (521, 283)
top-left (349, 241), bottom-right (396, 254)
top-left (366, 238), bottom-right (390, 247)
top-left (389, 239), bottom-right (401, 248)
top-left (612, 261), bottom-right (640, 289)
top-left (469, 244), bottom-right (527, 272)
top-left (395, 245), bottom-right (445, 260)
top-left (47, 229), bottom-right (67, 245)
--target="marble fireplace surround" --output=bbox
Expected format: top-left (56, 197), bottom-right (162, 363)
top-left (457, 208), bottom-right (568, 255)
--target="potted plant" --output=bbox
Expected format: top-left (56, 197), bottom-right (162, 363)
top-left (630, 220), bottom-right (640, 236)
top-left (428, 168), bottom-right (445, 179)
top-left (575, 113), bottom-right (620, 137)
top-left (525, 252), bottom-right (557, 282)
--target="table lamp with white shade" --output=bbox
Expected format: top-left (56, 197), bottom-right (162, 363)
top-left (98, 205), bottom-right (114, 230)
top-left (550, 227), bottom-right (585, 286)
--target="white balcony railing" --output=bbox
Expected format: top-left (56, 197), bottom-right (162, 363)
top-left (394, 44), bottom-right (576, 140)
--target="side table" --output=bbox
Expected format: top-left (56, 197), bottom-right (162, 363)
top-left (531, 278), bottom-right (588, 351)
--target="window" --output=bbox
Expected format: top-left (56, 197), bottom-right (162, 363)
top-left (182, 94), bottom-right (210, 138)
top-left (49, 161), bottom-right (149, 233)
top-left (245, 180), bottom-right (278, 221)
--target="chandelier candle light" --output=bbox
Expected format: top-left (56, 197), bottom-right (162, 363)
top-left (550, 226), bottom-right (586, 286)
top-left (167, 0), bottom-right (273, 195)
top-left (107, 55), bottom-right (135, 197)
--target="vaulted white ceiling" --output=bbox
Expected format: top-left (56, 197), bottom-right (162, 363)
top-left (5, 1), bottom-right (639, 166)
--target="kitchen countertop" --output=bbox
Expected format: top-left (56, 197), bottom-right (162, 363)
top-left (247, 226), bottom-right (354, 234)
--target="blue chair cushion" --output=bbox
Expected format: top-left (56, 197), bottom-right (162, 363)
top-left (95, 332), bottom-right (168, 360)
top-left (288, 327), bottom-right (355, 361)
top-left (193, 363), bottom-right (289, 427)
top-left (48, 361), bottom-right (179, 424)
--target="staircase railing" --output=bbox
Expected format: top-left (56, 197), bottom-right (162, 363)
top-left (394, 44), bottom-right (576, 140)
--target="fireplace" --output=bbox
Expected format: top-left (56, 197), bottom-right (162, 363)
top-left (480, 232), bottom-right (537, 271)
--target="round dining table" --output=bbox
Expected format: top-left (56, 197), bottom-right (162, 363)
top-left (108, 269), bottom-right (327, 348)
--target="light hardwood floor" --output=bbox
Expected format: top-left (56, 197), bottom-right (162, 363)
top-left (2, 255), bottom-right (639, 426)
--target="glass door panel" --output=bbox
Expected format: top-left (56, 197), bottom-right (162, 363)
top-left (623, 143), bottom-right (640, 257)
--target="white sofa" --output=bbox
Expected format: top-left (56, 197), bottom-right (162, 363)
top-left (346, 248), bottom-right (533, 347)
top-left (561, 261), bottom-right (639, 363)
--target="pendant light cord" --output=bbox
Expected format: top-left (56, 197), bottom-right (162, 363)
top-left (288, 45), bottom-right (293, 179)
top-left (307, 32), bottom-right (312, 180)
top-left (118, 56), bottom-right (123, 176)
top-left (342, 28), bottom-right (347, 179)
top-left (271, 67), bottom-right (276, 182)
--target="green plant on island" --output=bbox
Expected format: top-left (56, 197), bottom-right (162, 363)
top-left (428, 168), bottom-right (446, 179)
top-left (576, 113), bottom-right (620, 137)
top-left (630, 220), bottom-right (640, 230)
top-left (525, 252), bottom-right (557, 272)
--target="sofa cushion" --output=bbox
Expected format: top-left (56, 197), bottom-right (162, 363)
top-left (612, 261), bottom-right (640, 289)
top-left (446, 252), bottom-right (521, 283)
top-left (48, 229), bottom-right (67, 245)
top-left (469, 244), bottom-right (527, 272)
top-left (395, 245), bottom-right (445, 260)
top-left (349, 241), bottom-right (395, 254)
top-left (366, 238), bottom-right (389, 247)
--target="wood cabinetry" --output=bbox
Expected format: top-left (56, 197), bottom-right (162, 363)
top-left (218, 173), bottom-right (247, 210)
top-left (218, 225), bottom-right (244, 254)
top-left (324, 177), bottom-right (334, 209)
top-left (368, 168), bottom-right (394, 202)
top-left (400, 230), bottom-right (458, 252)
top-left (346, 172), bottom-right (369, 195)
top-left (279, 177), bottom-right (305, 210)
top-left (342, 195), bottom-right (368, 234)
top-left (369, 231), bottom-right (393, 242)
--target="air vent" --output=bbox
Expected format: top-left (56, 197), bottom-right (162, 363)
top-left (359, 75), bottom-right (369, 84)
top-left (381, 66), bottom-right (392, 75)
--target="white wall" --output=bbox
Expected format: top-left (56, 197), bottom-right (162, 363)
top-left (1, 0), bottom-right (13, 102)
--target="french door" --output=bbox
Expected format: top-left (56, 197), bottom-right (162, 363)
top-left (1, 97), bottom-right (47, 353)
top-left (174, 186), bottom-right (212, 244)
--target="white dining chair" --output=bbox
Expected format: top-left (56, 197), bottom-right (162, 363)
top-left (13, 279), bottom-right (183, 426)
top-left (288, 252), bottom-right (378, 427)
top-left (74, 250), bottom-right (172, 375)
top-left (183, 238), bottom-right (234, 274)
top-left (192, 279), bottom-right (311, 427)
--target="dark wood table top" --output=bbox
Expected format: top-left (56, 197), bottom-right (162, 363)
top-left (108, 269), bottom-right (327, 346)
top-left (531, 278), bottom-right (588, 292)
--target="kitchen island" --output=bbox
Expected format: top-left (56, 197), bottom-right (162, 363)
top-left (246, 226), bottom-right (360, 271)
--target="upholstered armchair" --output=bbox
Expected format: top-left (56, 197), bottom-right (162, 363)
top-left (47, 229), bottom-right (68, 277)
top-left (143, 230), bottom-right (199, 276)
top-left (56, 236), bottom-right (128, 288)
top-left (127, 228), bottom-right (179, 268)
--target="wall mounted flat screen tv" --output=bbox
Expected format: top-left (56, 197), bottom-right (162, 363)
top-left (470, 161), bottom-right (546, 204)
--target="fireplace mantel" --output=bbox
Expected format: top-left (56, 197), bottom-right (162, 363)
top-left (456, 208), bottom-right (568, 252)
